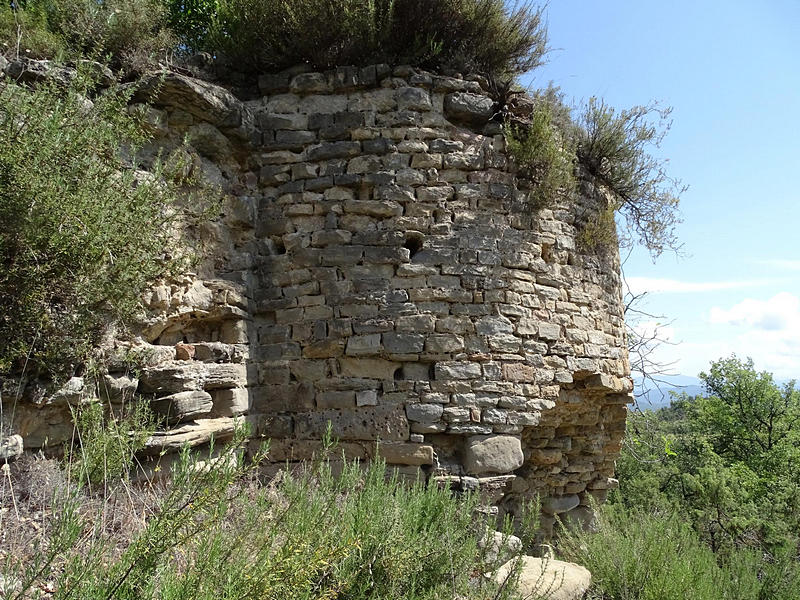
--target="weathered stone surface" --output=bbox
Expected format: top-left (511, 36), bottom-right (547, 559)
top-left (0, 434), bottom-right (23, 462)
top-left (406, 403), bottom-right (444, 423)
top-left (378, 442), bottom-right (434, 465)
top-left (464, 435), bottom-right (524, 475)
top-left (493, 556), bottom-right (591, 600)
top-left (145, 417), bottom-right (242, 454)
top-left (151, 390), bottom-right (213, 423)
top-left (478, 530), bottom-right (522, 570)
top-left (11, 66), bottom-right (631, 538)
top-left (295, 405), bottom-right (409, 441)
top-left (541, 495), bottom-right (581, 515)
top-left (444, 92), bottom-right (495, 125)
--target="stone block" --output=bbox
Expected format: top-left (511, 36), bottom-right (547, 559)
top-left (378, 443), bottom-right (434, 465)
top-left (210, 388), bottom-right (249, 417)
top-left (435, 361), bottom-right (482, 380)
top-left (294, 404), bottom-right (409, 441)
top-left (406, 403), bottom-right (444, 423)
top-left (151, 390), bottom-right (213, 423)
top-left (383, 332), bottom-right (425, 354)
top-left (541, 495), bottom-right (580, 515)
top-left (464, 435), bottom-right (524, 475)
top-left (339, 358), bottom-right (400, 380)
top-left (345, 334), bottom-right (382, 356)
top-left (317, 390), bottom-right (356, 409)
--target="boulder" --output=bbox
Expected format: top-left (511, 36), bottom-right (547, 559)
top-left (464, 435), bottom-right (524, 475)
top-left (493, 555), bottom-right (591, 600)
top-left (0, 434), bottom-right (23, 462)
top-left (478, 530), bottom-right (523, 570)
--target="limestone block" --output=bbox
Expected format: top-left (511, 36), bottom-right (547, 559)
top-left (356, 390), bottom-right (378, 406)
top-left (425, 334), bottom-right (465, 353)
top-left (435, 361), bottom-right (482, 380)
top-left (478, 530), bottom-right (522, 570)
top-left (343, 199), bottom-right (403, 217)
top-left (396, 87), bottom-right (432, 111)
top-left (475, 315), bottom-right (514, 336)
top-left (99, 373), bottom-right (139, 403)
top-left (406, 403), bottom-right (444, 423)
top-left (294, 404), bottom-right (409, 441)
top-left (210, 388), bottom-right (249, 417)
top-left (383, 332), bottom-right (425, 354)
top-left (151, 390), bottom-right (213, 423)
top-left (378, 442), bottom-right (434, 465)
top-left (541, 495), bottom-right (580, 515)
top-left (317, 390), bottom-right (356, 409)
top-left (204, 363), bottom-right (248, 390)
top-left (493, 556), bottom-right (591, 600)
top-left (464, 435), bottom-right (524, 475)
top-left (345, 334), bottom-right (382, 356)
top-left (139, 363), bottom-right (205, 394)
top-left (443, 92), bottom-right (495, 125)
top-left (145, 417), bottom-right (241, 454)
top-left (339, 358), bottom-right (400, 379)
top-left (0, 434), bottom-right (23, 462)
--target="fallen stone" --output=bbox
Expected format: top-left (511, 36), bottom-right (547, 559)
top-left (0, 434), bottom-right (23, 462)
top-left (493, 556), bottom-right (591, 600)
top-left (478, 530), bottom-right (523, 570)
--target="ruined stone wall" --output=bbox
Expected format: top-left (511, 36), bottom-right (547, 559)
top-left (2, 63), bottom-right (632, 531)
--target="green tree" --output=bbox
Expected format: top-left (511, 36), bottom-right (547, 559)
top-left (696, 355), bottom-right (800, 464)
top-left (0, 69), bottom-right (213, 379)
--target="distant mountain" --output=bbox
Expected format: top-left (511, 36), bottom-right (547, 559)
top-left (633, 375), bottom-right (706, 410)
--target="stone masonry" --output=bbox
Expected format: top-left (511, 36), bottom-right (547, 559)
top-left (1, 61), bottom-right (632, 533)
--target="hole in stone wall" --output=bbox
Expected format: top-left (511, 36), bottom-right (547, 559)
top-left (404, 231), bottom-right (424, 259)
top-left (541, 243), bottom-right (553, 263)
top-left (393, 367), bottom-right (404, 381)
top-left (272, 237), bottom-right (286, 255)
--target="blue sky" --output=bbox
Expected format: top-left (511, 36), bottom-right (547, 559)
top-left (519, 0), bottom-right (800, 379)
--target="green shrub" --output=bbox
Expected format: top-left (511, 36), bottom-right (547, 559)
top-left (2, 0), bottom-right (174, 74)
top-left (0, 69), bottom-right (211, 379)
top-left (576, 97), bottom-right (686, 257)
top-left (0, 2), bottom-right (64, 59)
top-left (504, 90), bottom-right (577, 206)
top-left (1, 434), bottom-right (524, 600)
top-left (559, 505), bottom-right (800, 600)
top-left (209, 0), bottom-right (547, 79)
top-left (66, 400), bottom-right (153, 487)
top-left (165, 0), bottom-right (219, 52)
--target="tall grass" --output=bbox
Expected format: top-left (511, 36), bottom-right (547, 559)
top-left (557, 504), bottom-right (800, 600)
top-left (0, 422), bottom-right (525, 600)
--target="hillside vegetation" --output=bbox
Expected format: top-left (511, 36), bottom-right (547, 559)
top-left (559, 356), bottom-right (800, 599)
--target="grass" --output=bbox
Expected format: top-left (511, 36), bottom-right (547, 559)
top-left (557, 504), bottom-right (800, 600)
top-left (0, 421), bottom-right (529, 600)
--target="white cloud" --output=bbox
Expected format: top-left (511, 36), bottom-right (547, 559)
top-left (754, 259), bottom-right (800, 271)
top-left (625, 276), bottom-right (773, 295)
top-left (706, 292), bottom-right (800, 379)
top-left (709, 292), bottom-right (800, 330)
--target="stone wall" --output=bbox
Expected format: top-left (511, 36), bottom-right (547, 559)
top-left (2, 62), bottom-right (632, 532)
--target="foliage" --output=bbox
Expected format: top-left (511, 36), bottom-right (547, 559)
top-left (0, 433), bottom-right (524, 600)
top-left (696, 355), bottom-right (800, 462)
top-left (2, 0), bottom-right (175, 74)
top-left (165, 0), bottom-right (219, 53)
top-left (612, 357), bottom-right (800, 553)
top-left (198, 0), bottom-right (548, 79)
top-left (0, 70), bottom-right (210, 379)
top-left (0, 2), bottom-right (64, 59)
top-left (576, 97), bottom-right (686, 257)
top-left (65, 400), bottom-right (153, 487)
top-left (504, 90), bottom-right (577, 206)
top-left (559, 505), bottom-right (800, 600)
